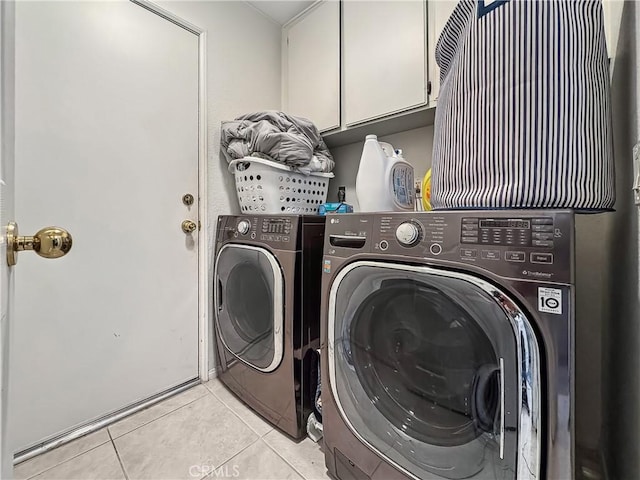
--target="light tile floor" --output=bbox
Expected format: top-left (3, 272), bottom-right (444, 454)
top-left (14, 380), bottom-right (331, 480)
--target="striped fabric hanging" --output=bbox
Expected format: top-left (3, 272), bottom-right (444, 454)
top-left (431, 0), bottom-right (615, 211)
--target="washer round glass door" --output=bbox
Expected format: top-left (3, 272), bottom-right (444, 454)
top-left (215, 244), bottom-right (284, 372)
top-left (328, 261), bottom-right (540, 480)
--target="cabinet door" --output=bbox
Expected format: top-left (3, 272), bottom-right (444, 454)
top-left (286, 1), bottom-right (340, 132)
top-left (427, 1), bottom-right (458, 104)
top-left (343, 1), bottom-right (427, 126)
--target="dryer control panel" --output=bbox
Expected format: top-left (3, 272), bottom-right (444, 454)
top-left (217, 215), bottom-right (325, 251)
top-left (323, 211), bottom-right (574, 284)
top-left (217, 215), bottom-right (298, 248)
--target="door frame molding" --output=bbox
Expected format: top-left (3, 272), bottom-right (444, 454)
top-left (131, 0), bottom-right (210, 382)
top-left (0, 1), bottom-right (15, 477)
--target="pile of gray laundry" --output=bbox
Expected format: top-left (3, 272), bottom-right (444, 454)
top-left (221, 111), bottom-right (335, 174)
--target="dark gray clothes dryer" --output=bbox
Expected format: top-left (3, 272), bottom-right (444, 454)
top-left (214, 215), bottom-right (325, 438)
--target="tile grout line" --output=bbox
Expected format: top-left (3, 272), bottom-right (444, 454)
top-left (19, 385), bottom-right (210, 480)
top-left (207, 386), bottom-right (274, 438)
top-left (199, 383), bottom-right (265, 480)
top-left (108, 428), bottom-right (130, 480)
top-left (18, 438), bottom-right (112, 480)
top-left (110, 387), bottom-right (210, 440)
top-left (198, 436), bottom-right (263, 480)
top-left (261, 436), bottom-right (310, 480)
top-left (207, 381), bottom-right (322, 479)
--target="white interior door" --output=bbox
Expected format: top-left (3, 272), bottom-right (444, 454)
top-left (0, 1), bottom-right (15, 477)
top-left (10, 1), bottom-right (200, 452)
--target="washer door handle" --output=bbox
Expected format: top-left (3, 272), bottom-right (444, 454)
top-left (472, 364), bottom-right (500, 434)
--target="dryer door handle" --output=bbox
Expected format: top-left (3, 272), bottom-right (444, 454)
top-left (217, 277), bottom-right (224, 311)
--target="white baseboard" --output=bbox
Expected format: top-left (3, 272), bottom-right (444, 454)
top-left (208, 367), bottom-right (217, 380)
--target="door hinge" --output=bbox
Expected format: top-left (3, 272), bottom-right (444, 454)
top-left (427, 80), bottom-right (432, 96)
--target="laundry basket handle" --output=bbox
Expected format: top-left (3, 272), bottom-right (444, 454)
top-left (227, 159), bottom-right (249, 174)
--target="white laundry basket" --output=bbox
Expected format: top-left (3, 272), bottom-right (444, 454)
top-left (229, 157), bottom-right (334, 214)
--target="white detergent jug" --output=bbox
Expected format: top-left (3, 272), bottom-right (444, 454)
top-left (355, 135), bottom-right (415, 212)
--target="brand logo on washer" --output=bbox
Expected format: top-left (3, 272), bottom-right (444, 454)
top-left (538, 287), bottom-right (562, 315)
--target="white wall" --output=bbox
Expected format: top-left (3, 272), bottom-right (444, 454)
top-left (328, 126), bottom-right (433, 208)
top-left (157, 1), bottom-right (282, 371)
top-left (602, 1), bottom-right (640, 478)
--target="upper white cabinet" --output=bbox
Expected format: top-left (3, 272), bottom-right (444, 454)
top-left (283, 0), bottom-right (450, 146)
top-left (285, 1), bottom-right (340, 132)
top-left (343, 1), bottom-right (427, 126)
top-left (427, 0), bottom-right (458, 104)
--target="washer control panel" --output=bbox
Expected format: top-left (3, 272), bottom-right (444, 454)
top-left (323, 211), bottom-right (573, 284)
top-left (460, 216), bottom-right (555, 249)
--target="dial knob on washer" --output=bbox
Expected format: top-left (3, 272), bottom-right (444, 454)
top-left (395, 222), bottom-right (421, 246)
top-left (237, 220), bottom-right (251, 235)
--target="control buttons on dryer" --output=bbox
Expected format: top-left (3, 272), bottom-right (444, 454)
top-left (395, 222), bottom-right (422, 247)
top-left (481, 250), bottom-right (501, 260)
top-left (531, 252), bottom-right (554, 264)
top-left (532, 240), bottom-right (554, 248)
top-left (379, 240), bottom-right (389, 251)
top-left (460, 248), bottom-right (477, 259)
top-left (460, 218), bottom-right (480, 245)
top-left (505, 251), bottom-right (526, 262)
top-left (532, 217), bottom-right (554, 225)
top-left (237, 220), bottom-right (251, 235)
top-left (532, 232), bottom-right (554, 241)
top-left (429, 243), bottom-right (442, 255)
top-left (532, 224), bottom-right (554, 232)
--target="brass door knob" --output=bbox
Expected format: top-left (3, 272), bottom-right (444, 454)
top-left (181, 220), bottom-right (197, 234)
top-left (6, 222), bottom-right (73, 266)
